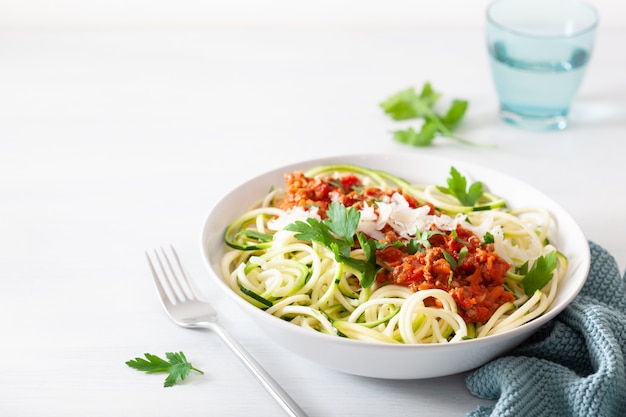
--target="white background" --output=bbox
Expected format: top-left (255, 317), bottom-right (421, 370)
top-left (1, 0), bottom-right (623, 30)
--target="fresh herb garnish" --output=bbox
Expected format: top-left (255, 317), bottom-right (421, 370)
top-left (414, 230), bottom-right (445, 250)
top-left (286, 202), bottom-right (385, 288)
top-left (126, 352), bottom-right (204, 387)
top-left (522, 252), bottom-right (558, 296)
top-left (405, 239), bottom-right (421, 255)
top-left (457, 247), bottom-right (469, 267)
top-left (442, 246), bottom-right (468, 287)
top-left (328, 179), bottom-right (346, 192)
top-left (355, 233), bottom-right (384, 288)
top-left (325, 202), bottom-right (361, 246)
top-left (482, 231), bottom-right (495, 244)
top-left (442, 246), bottom-right (469, 286)
top-left (516, 261), bottom-right (529, 275)
top-left (450, 229), bottom-right (470, 245)
top-left (380, 82), bottom-right (493, 148)
top-left (436, 166), bottom-right (484, 206)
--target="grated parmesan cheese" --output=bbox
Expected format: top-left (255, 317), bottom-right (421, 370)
top-left (357, 192), bottom-right (464, 239)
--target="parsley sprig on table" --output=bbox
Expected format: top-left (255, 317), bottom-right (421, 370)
top-left (285, 202), bottom-right (386, 289)
top-left (380, 82), bottom-right (494, 148)
top-left (126, 352), bottom-right (204, 387)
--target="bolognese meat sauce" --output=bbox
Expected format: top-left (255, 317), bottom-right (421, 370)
top-left (279, 171), bottom-right (423, 216)
top-left (279, 171), bottom-right (514, 325)
top-left (376, 230), bottom-right (513, 323)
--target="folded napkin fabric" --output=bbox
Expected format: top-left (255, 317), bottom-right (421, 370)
top-left (466, 241), bottom-right (626, 417)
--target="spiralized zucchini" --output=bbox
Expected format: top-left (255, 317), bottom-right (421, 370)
top-left (220, 164), bottom-right (567, 344)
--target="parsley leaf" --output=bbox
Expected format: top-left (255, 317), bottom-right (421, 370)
top-left (442, 250), bottom-right (457, 270)
top-left (482, 232), bottom-right (495, 244)
top-left (522, 252), bottom-right (558, 296)
top-left (414, 229), bottom-right (445, 250)
top-left (286, 202), bottom-right (385, 288)
top-left (405, 239), bottom-right (421, 255)
top-left (380, 84), bottom-right (440, 120)
top-left (126, 352), bottom-right (204, 387)
top-left (442, 246), bottom-right (468, 287)
top-left (285, 217), bottom-right (340, 252)
top-left (516, 261), bottom-right (529, 275)
top-left (392, 124), bottom-right (438, 147)
top-left (436, 166), bottom-right (484, 206)
top-left (324, 203), bottom-right (361, 244)
top-left (357, 233), bottom-right (384, 288)
top-left (441, 99), bottom-right (469, 128)
top-left (380, 83), bottom-right (493, 148)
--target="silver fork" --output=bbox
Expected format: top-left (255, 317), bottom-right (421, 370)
top-left (146, 245), bottom-right (308, 417)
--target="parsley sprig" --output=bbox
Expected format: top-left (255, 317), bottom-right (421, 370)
top-left (126, 352), bottom-right (204, 387)
top-left (380, 82), bottom-right (494, 148)
top-left (520, 252), bottom-right (558, 296)
top-left (436, 167), bottom-right (484, 207)
top-left (285, 202), bottom-right (385, 288)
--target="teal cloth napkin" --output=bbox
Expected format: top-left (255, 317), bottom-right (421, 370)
top-left (465, 242), bottom-right (626, 417)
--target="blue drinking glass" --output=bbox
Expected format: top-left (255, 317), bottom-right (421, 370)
top-left (486, 0), bottom-right (599, 130)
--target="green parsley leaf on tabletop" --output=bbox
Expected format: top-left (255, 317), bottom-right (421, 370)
top-left (126, 351), bottom-right (204, 387)
top-left (380, 82), bottom-right (494, 148)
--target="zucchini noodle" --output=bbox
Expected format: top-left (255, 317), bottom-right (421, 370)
top-left (220, 164), bottom-right (567, 344)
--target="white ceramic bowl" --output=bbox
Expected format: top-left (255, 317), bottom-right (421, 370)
top-left (201, 153), bottom-right (590, 379)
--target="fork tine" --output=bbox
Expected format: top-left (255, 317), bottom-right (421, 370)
top-left (168, 245), bottom-right (201, 301)
top-left (148, 248), bottom-right (186, 305)
top-left (156, 247), bottom-right (189, 303)
top-left (145, 250), bottom-right (176, 306)
top-left (148, 246), bottom-right (197, 305)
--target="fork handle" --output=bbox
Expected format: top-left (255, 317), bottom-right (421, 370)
top-left (206, 322), bottom-right (309, 417)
